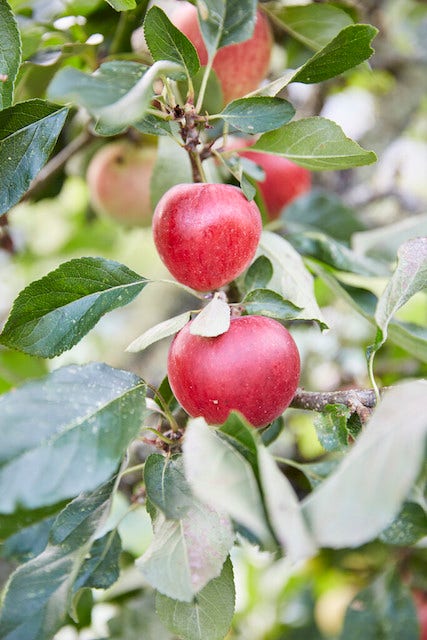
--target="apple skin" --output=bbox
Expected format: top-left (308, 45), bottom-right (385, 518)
top-left (152, 182), bottom-right (262, 291)
top-left (168, 315), bottom-right (300, 427)
top-left (414, 590), bottom-right (427, 640)
top-left (87, 140), bottom-right (156, 226)
top-left (172, 4), bottom-right (272, 104)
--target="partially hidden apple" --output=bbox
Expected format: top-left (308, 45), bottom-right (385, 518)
top-left (172, 4), bottom-right (272, 104)
top-left (152, 182), bottom-right (262, 291)
top-left (168, 315), bottom-right (300, 427)
top-left (87, 140), bottom-right (156, 226)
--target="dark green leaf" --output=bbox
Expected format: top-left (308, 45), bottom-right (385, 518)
top-left (198, 0), bottom-right (257, 57)
top-left (144, 6), bottom-right (200, 78)
top-left (133, 113), bottom-right (172, 136)
top-left (74, 530), bottom-right (122, 590)
top-left (0, 0), bottom-right (22, 109)
top-left (271, 4), bottom-right (353, 51)
top-left (252, 117), bottom-right (377, 170)
top-left (340, 571), bottom-right (419, 640)
top-left (243, 288), bottom-right (302, 321)
top-left (244, 256), bottom-right (273, 292)
top-left (297, 457), bottom-right (343, 490)
top-left (0, 501), bottom-right (69, 541)
top-left (0, 100), bottom-right (68, 216)
top-left (156, 556), bottom-right (236, 640)
top-left (220, 97), bottom-right (295, 134)
top-left (0, 257), bottom-right (148, 358)
top-left (292, 25), bottom-right (378, 84)
top-left (284, 189), bottom-right (365, 244)
top-left (144, 454), bottom-right (194, 520)
top-left (0, 363), bottom-right (146, 512)
top-left (1, 517), bottom-right (54, 563)
top-left (0, 481), bottom-right (114, 640)
top-left (313, 404), bottom-right (351, 452)
top-left (379, 502), bottom-right (427, 546)
top-left (218, 412), bottom-right (259, 472)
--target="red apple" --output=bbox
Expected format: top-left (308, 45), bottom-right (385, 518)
top-left (168, 315), bottom-right (300, 427)
top-left (152, 182), bottom-right (262, 291)
top-left (414, 590), bottom-right (427, 640)
top-left (87, 140), bottom-right (156, 226)
top-left (172, 4), bottom-right (272, 104)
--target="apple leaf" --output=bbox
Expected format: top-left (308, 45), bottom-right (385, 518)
top-left (0, 0), bottom-right (21, 109)
top-left (47, 60), bottom-right (182, 133)
top-left (126, 311), bottom-right (191, 353)
top-left (244, 256), bottom-right (273, 292)
top-left (156, 556), bottom-right (235, 640)
top-left (352, 213), bottom-right (427, 261)
top-left (379, 502), bottom-right (427, 547)
top-left (144, 454), bottom-right (194, 520)
top-left (183, 417), bottom-right (274, 546)
top-left (190, 294), bottom-right (230, 337)
top-left (303, 380), bottom-right (427, 548)
top-left (0, 100), bottom-right (68, 216)
top-left (105, 0), bottom-right (136, 9)
top-left (243, 289), bottom-right (301, 321)
top-left (0, 257), bottom-right (148, 358)
top-left (137, 500), bottom-right (234, 602)
top-left (198, 0), bottom-right (257, 57)
top-left (252, 117), bottom-right (377, 170)
top-left (74, 529), bottom-right (122, 591)
top-left (0, 481), bottom-right (114, 640)
top-left (219, 96), bottom-right (295, 134)
top-left (144, 6), bottom-right (200, 79)
top-left (313, 404), bottom-right (351, 452)
top-left (0, 363), bottom-right (146, 512)
top-left (269, 3), bottom-right (353, 51)
top-left (258, 231), bottom-right (327, 329)
top-left (292, 24), bottom-right (377, 85)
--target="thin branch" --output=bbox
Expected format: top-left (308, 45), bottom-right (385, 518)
top-left (22, 129), bottom-right (95, 202)
top-left (290, 387), bottom-right (383, 423)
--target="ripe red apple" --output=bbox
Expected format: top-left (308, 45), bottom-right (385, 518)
top-left (414, 590), bottom-right (427, 640)
top-left (87, 140), bottom-right (156, 226)
top-left (172, 4), bottom-right (272, 104)
top-left (168, 315), bottom-right (300, 427)
top-left (152, 182), bottom-right (262, 291)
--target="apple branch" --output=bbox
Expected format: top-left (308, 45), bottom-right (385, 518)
top-left (290, 387), bottom-right (380, 423)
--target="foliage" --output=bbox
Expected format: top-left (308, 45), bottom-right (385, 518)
top-left (0, 1), bottom-right (426, 639)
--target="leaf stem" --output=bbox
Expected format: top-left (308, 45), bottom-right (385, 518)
top-left (195, 54), bottom-right (215, 113)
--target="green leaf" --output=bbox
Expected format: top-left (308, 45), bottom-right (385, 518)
top-left (144, 6), bottom-right (200, 79)
top-left (144, 454), bottom-right (194, 520)
top-left (1, 517), bottom-right (53, 563)
top-left (292, 25), bottom-right (378, 84)
top-left (379, 502), bottom-right (427, 546)
top-left (0, 363), bottom-right (146, 512)
top-left (288, 231), bottom-right (389, 277)
top-left (190, 293), bottom-right (230, 337)
top-left (375, 237), bottom-right (427, 347)
top-left (126, 311), bottom-right (191, 353)
top-left (313, 404), bottom-right (351, 452)
top-left (284, 189), bottom-right (365, 244)
top-left (0, 100), bottom-right (68, 216)
top-left (340, 571), bottom-right (419, 640)
top-left (48, 60), bottom-right (182, 132)
top-left (0, 257), bottom-right (148, 358)
top-left (244, 255), bottom-right (273, 292)
top-left (0, 481), bottom-right (114, 640)
top-left (137, 499), bottom-right (234, 602)
top-left (74, 530), bottom-right (122, 590)
top-left (105, 0), bottom-right (136, 10)
top-left (303, 381), bottom-right (427, 548)
top-left (243, 288), bottom-right (302, 321)
top-left (156, 556), bottom-right (236, 640)
top-left (219, 97), bottom-right (295, 134)
top-left (0, 501), bottom-right (69, 541)
top-left (183, 417), bottom-right (274, 546)
top-left (270, 4), bottom-right (353, 51)
top-left (218, 412), bottom-right (259, 472)
top-left (0, 349), bottom-right (48, 394)
top-left (0, 0), bottom-right (22, 109)
top-left (258, 231), bottom-right (327, 328)
top-left (198, 0), bottom-right (257, 57)
top-left (150, 134), bottom-right (192, 210)
top-left (252, 117), bottom-right (377, 171)
top-left (107, 592), bottom-right (175, 639)
top-left (257, 444), bottom-right (316, 561)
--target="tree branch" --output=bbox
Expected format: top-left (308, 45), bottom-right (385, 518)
top-left (290, 387), bottom-right (381, 423)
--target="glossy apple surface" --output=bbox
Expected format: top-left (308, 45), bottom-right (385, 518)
top-left (152, 182), bottom-right (262, 291)
top-left (168, 315), bottom-right (300, 427)
top-left (87, 140), bottom-right (156, 226)
top-left (172, 4), bottom-right (272, 104)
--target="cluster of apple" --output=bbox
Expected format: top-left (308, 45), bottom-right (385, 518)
top-left (86, 4), bottom-right (307, 429)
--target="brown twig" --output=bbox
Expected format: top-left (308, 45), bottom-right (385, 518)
top-left (22, 129), bottom-right (95, 202)
top-left (290, 387), bottom-right (383, 423)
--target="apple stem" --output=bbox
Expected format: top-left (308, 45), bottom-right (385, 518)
top-left (188, 150), bottom-right (207, 183)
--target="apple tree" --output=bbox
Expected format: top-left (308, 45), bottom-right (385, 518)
top-left (0, 1), bottom-right (426, 639)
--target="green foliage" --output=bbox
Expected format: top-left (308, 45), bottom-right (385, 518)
top-left (198, 0), bottom-right (257, 57)
top-left (0, 0), bottom-right (21, 109)
top-left (219, 96), bottom-right (295, 133)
